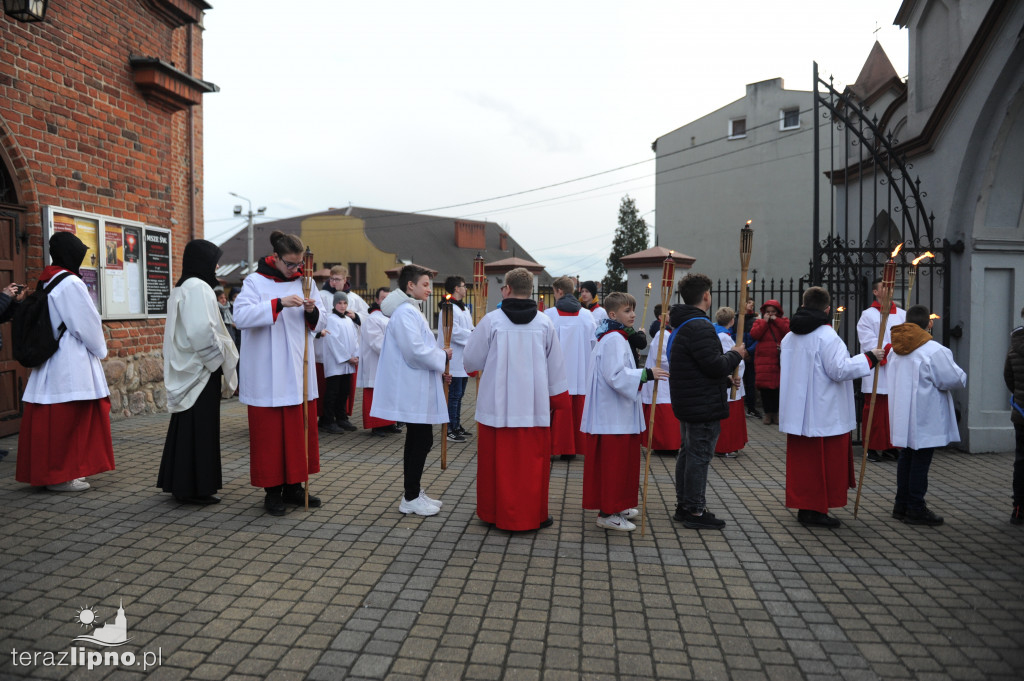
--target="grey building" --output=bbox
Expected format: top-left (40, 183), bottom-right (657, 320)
top-left (652, 77), bottom-right (833, 285)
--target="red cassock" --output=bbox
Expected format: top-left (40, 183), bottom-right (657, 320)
top-left (551, 393), bottom-right (588, 456)
top-left (715, 400), bottom-right (748, 454)
top-left (477, 424), bottom-right (551, 531)
top-left (361, 388), bottom-right (395, 429)
top-left (862, 394), bottom-right (897, 450)
top-left (248, 400), bottom-right (320, 487)
top-left (642, 403), bottom-right (682, 451)
top-left (582, 432), bottom-right (643, 514)
top-left (16, 398), bottom-right (115, 486)
top-left (785, 433), bottom-right (854, 513)
top-left (346, 374), bottom-right (357, 416)
top-left (315, 362), bottom-right (326, 404)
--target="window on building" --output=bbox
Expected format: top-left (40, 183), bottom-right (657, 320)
top-left (780, 108), bottom-right (800, 130)
top-left (728, 118), bottom-right (746, 139)
top-left (348, 263), bottom-right (367, 288)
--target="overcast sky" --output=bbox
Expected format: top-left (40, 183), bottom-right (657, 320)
top-left (202, 1), bottom-right (908, 280)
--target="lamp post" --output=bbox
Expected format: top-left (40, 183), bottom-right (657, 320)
top-left (229, 192), bottom-right (265, 275)
top-left (3, 0), bottom-right (48, 22)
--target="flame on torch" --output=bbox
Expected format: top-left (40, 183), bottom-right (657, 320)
top-left (912, 251), bottom-right (935, 266)
top-left (890, 243), bottom-right (904, 258)
top-left (745, 220), bottom-right (752, 226)
top-left (647, 282), bottom-right (652, 291)
top-left (929, 314), bottom-right (940, 319)
top-left (838, 306), bottom-right (846, 312)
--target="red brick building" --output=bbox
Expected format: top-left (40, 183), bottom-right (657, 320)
top-left (0, 0), bottom-right (216, 432)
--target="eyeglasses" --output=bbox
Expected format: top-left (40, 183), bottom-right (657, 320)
top-left (280, 259), bottom-right (303, 271)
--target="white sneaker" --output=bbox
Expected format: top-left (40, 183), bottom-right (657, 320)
top-left (47, 479), bottom-right (90, 492)
top-left (399, 495), bottom-right (440, 516)
top-left (596, 513), bottom-right (635, 531)
top-left (620, 508), bottom-right (639, 520)
top-left (418, 490), bottom-right (442, 508)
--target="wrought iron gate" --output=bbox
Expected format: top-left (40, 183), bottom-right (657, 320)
top-left (811, 63), bottom-right (962, 348)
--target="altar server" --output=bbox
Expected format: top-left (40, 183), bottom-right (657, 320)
top-left (544, 275), bottom-right (596, 458)
top-left (857, 277), bottom-right (907, 461)
top-left (714, 307), bottom-right (747, 458)
top-left (320, 291), bottom-right (360, 434)
top-left (371, 265), bottom-right (451, 517)
top-left (436, 275), bottom-right (474, 442)
top-left (581, 292), bottom-right (668, 532)
top-left (159, 239), bottom-right (239, 505)
top-left (780, 286), bottom-right (883, 528)
top-left (16, 232), bottom-right (114, 492)
top-left (234, 231), bottom-right (327, 516)
top-left (641, 322), bottom-right (681, 455)
top-left (464, 267), bottom-right (570, 531)
top-left (358, 287), bottom-right (398, 435)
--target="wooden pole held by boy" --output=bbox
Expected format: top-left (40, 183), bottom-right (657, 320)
top-left (641, 254), bottom-right (676, 536)
top-left (441, 294), bottom-right (454, 470)
top-left (730, 221), bottom-right (753, 400)
top-left (301, 247), bottom-right (314, 510)
top-left (854, 243), bottom-right (902, 518)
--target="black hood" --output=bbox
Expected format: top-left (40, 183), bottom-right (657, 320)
top-left (555, 294), bottom-right (582, 313)
top-left (500, 297), bottom-right (538, 324)
top-left (438, 297), bottom-right (467, 312)
top-left (256, 256), bottom-right (300, 282)
top-left (790, 307), bottom-right (830, 335)
top-left (668, 303), bottom-right (709, 329)
top-left (177, 239), bottom-right (222, 288)
top-left (49, 232), bottom-right (89, 276)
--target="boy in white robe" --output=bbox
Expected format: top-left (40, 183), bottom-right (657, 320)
top-left (780, 286), bottom-right (883, 528)
top-left (544, 275), bottom-right (596, 459)
top-left (437, 275), bottom-right (474, 442)
top-left (464, 267), bottom-right (570, 531)
top-left (358, 287), bottom-right (398, 435)
top-left (234, 231), bottom-right (328, 516)
top-left (579, 280), bottom-right (608, 325)
top-left (857, 276), bottom-right (908, 461)
top-left (321, 291), bottom-right (360, 434)
top-left (581, 292), bottom-right (668, 532)
top-left (886, 305), bottom-right (966, 526)
top-left (371, 265), bottom-right (451, 517)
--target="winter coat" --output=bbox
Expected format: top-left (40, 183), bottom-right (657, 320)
top-left (667, 304), bottom-right (742, 423)
top-left (1005, 325), bottom-right (1024, 426)
top-left (750, 315), bottom-right (790, 389)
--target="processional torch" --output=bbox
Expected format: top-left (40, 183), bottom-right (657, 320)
top-left (639, 282), bottom-right (652, 331)
top-left (906, 251), bottom-right (934, 307)
top-left (301, 247), bottom-right (315, 510)
top-left (472, 253), bottom-right (486, 326)
top-left (640, 252), bottom-right (676, 537)
top-left (730, 221), bottom-right (753, 400)
top-left (854, 243), bottom-right (902, 518)
top-left (832, 306), bottom-right (846, 332)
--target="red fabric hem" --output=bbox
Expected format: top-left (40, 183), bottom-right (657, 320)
top-left (582, 432), bottom-right (642, 514)
top-left (248, 402), bottom-right (320, 487)
top-left (642, 403), bottom-right (681, 450)
top-left (477, 424), bottom-right (551, 530)
top-left (785, 433), bottom-right (852, 513)
top-left (862, 394), bottom-right (897, 450)
top-left (16, 399), bottom-right (114, 486)
top-left (362, 389), bottom-right (395, 428)
top-left (715, 400), bottom-right (748, 453)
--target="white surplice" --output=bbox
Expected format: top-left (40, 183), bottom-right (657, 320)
top-left (856, 305), bottom-right (906, 395)
top-left (356, 309), bottom-right (387, 389)
top-left (543, 307), bottom-right (596, 395)
top-left (886, 339), bottom-right (966, 449)
top-left (436, 302), bottom-right (474, 378)
top-left (322, 312), bottom-right (359, 378)
top-left (581, 331), bottom-right (646, 435)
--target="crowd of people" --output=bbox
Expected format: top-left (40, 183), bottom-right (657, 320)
top-left (9, 230), bottom-right (1023, 531)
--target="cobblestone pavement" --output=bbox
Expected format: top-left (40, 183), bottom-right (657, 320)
top-left (1, 385), bottom-right (1022, 681)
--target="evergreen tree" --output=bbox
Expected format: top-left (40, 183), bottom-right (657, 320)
top-left (602, 195), bottom-right (649, 293)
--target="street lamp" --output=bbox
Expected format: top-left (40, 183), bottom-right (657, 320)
top-left (3, 0), bottom-right (48, 22)
top-left (229, 192), bottom-right (266, 274)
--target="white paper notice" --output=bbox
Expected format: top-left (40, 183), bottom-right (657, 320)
top-left (126, 262), bottom-right (141, 313)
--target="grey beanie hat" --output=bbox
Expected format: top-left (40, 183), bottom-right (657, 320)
top-left (333, 291), bottom-right (349, 305)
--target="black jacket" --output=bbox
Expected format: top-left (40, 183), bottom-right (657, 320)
top-left (1005, 325), bottom-right (1024, 426)
top-left (668, 304), bottom-right (742, 423)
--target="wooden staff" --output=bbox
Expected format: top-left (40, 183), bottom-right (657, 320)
top-left (730, 221), bottom-right (753, 400)
top-left (853, 244), bottom-right (901, 518)
top-left (472, 253), bottom-right (486, 326)
top-left (640, 253), bottom-right (675, 536)
top-left (441, 294), bottom-right (454, 470)
top-left (301, 247), bottom-right (314, 510)
top-left (639, 282), bottom-right (652, 331)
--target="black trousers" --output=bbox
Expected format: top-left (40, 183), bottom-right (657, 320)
top-left (322, 374), bottom-right (352, 424)
top-left (760, 387), bottom-right (780, 413)
top-left (403, 423), bottom-right (433, 501)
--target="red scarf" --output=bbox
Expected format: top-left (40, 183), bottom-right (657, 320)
top-left (40, 265), bottom-right (74, 283)
top-left (871, 300), bottom-right (897, 314)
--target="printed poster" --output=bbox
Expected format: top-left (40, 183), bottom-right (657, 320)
top-left (52, 213), bottom-right (99, 269)
top-left (104, 223), bottom-right (124, 271)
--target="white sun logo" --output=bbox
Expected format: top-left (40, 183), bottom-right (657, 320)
top-left (75, 606), bottom-right (98, 628)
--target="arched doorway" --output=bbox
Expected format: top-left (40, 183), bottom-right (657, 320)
top-left (0, 136), bottom-right (29, 436)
